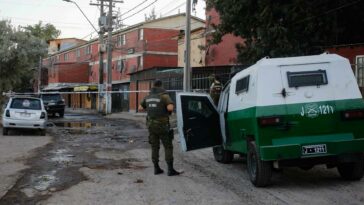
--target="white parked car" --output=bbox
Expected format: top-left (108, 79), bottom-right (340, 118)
top-left (2, 96), bottom-right (48, 136)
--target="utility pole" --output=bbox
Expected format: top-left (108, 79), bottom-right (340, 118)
top-left (38, 56), bottom-right (42, 94)
top-left (184, 0), bottom-right (192, 92)
top-left (106, 0), bottom-right (113, 114)
top-left (91, 0), bottom-right (122, 114)
top-left (90, 0), bottom-right (105, 113)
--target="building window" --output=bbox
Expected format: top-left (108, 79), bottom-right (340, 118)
top-left (137, 56), bottom-right (143, 69)
top-left (117, 34), bottom-right (126, 46)
top-left (356, 56), bottom-right (364, 87)
top-left (76, 49), bottom-right (80, 58)
top-left (236, 75), bottom-right (250, 94)
top-left (64, 53), bottom-right (69, 61)
top-left (138, 29), bottom-right (144, 40)
top-left (85, 45), bottom-right (91, 55)
top-left (117, 59), bottom-right (125, 72)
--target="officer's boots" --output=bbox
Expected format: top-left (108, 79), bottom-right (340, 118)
top-left (154, 163), bottom-right (164, 175)
top-left (167, 162), bottom-right (180, 176)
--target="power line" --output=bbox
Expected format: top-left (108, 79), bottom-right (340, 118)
top-left (120, 0), bottom-right (149, 17)
top-left (161, 2), bottom-right (186, 17)
top-left (156, 0), bottom-right (183, 14)
top-left (120, 0), bottom-right (158, 21)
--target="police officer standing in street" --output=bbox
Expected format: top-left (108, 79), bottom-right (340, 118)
top-left (138, 79), bottom-right (181, 176)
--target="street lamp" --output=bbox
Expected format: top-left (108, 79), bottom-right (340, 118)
top-left (62, 0), bottom-right (99, 33)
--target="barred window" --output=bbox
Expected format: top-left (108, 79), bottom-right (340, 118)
top-left (287, 70), bottom-right (327, 88)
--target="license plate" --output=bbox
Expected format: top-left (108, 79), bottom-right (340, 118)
top-left (302, 144), bottom-right (327, 155)
top-left (20, 113), bottom-right (31, 117)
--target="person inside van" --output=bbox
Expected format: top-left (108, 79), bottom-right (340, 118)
top-left (209, 75), bottom-right (223, 105)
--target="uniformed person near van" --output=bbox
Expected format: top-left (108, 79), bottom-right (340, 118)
top-left (138, 80), bottom-right (180, 176)
top-left (209, 75), bottom-right (223, 105)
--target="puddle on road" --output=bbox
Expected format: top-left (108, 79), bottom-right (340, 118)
top-left (54, 122), bottom-right (104, 128)
top-left (50, 149), bottom-right (74, 164)
top-left (32, 171), bottom-right (57, 191)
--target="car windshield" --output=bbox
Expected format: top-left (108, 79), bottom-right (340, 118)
top-left (10, 98), bottom-right (41, 110)
top-left (41, 94), bottom-right (61, 101)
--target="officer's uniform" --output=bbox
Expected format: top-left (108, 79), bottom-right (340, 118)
top-left (140, 87), bottom-right (174, 167)
top-left (210, 80), bottom-right (223, 105)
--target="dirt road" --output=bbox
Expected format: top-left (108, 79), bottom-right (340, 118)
top-left (1, 112), bottom-right (363, 205)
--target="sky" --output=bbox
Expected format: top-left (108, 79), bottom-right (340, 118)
top-left (0, 0), bottom-right (206, 39)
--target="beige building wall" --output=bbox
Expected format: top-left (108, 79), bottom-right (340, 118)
top-left (178, 28), bottom-right (206, 67)
top-left (143, 15), bottom-right (205, 31)
top-left (48, 38), bottom-right (86, 55)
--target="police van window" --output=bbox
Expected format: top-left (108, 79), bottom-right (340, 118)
top-left (287, 70), bottom-right (328, 88)
top-left (188, 100), bottom-right (213, 118)
top-left (236, 76), bottom-right (250, 94)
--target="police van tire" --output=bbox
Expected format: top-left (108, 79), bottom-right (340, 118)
top-left (337, 155), bottom-right (364, 180)
top-left (213, 145), bottom-right (233, 164)
top-left (247, 141), bottom-right (272, 187)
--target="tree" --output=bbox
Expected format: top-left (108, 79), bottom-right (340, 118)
top-left (206, 0), bottom-right (364, 64)
top-left (0, 20), bottom-right (48, 96)
top-left (23, 21), bottom-right (61, 42)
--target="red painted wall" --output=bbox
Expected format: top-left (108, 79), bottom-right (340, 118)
top-left (205, 8), bottom-right (244, 66)
top-left (145, 28), bottom-right (179, 52)
top-left (326, 45), bottom-right (364, 64)
top-left (143, 54), bottom-right (177, 69)
top-left (48, 63), bottom-right (89, 83)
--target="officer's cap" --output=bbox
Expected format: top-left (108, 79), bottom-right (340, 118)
top-left (154, 79), bottom-right (162, 87)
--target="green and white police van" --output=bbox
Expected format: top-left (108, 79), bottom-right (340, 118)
top-left (176, 53), bottom-right (364, 187)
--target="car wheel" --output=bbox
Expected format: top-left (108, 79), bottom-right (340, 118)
top-left (213, 145), bottom-right (233, 163)
top-left (3, 128), bottom-right (8, 136)
top-left (40, 129), bottom-right (46, 136)
top-left (247, 141), bottom-right (272, 187)
top-left (337, 155), bottom-right (364, 180)
top-left (59, 111), bottom-right (64, 118)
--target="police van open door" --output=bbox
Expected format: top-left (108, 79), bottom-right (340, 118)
top-left (176, 93), bottom-right (222, 151)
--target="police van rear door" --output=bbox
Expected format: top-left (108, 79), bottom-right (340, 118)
top-left (176, 92), bottom-right (222, 151)
top-left (279, 62), bottom-right (337, 137)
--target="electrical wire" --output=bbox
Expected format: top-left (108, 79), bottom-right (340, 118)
top-left (161, 2), bottom-right (186, 17)
top-left (119, 0), bottom-right (149, 17)
top-left (120, 0), bottom-right (159, 21)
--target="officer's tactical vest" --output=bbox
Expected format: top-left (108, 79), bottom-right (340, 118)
top-left (145, 92), bottom-right (169, 119)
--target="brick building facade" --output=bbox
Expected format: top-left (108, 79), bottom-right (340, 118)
top-left (43, 14), bottom-right (205, 112)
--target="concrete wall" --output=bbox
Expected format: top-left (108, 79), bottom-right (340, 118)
top-left (178, 28), bottom-right (206, 67)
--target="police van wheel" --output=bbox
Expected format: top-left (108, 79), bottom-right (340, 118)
top-left (337, 155), bottom-right (364, 180)
top-left (213, 145), bottom-right (233, 164)
top-left (247, 141), bottom-right (272, 187)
